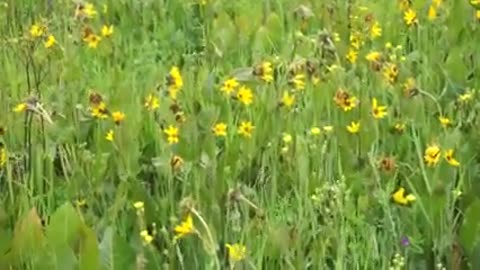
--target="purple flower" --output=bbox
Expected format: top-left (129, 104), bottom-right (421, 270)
top-left (401, 236), bottom-right (410, 247)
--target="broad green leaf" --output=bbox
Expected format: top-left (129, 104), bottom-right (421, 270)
top-left (99, 227), bottom-right (136, 270)
top-left (11, 208), bottom-right (46, 261)
top-left (79, 225), bottom-right (101, 270)
top-left (460, 199), bottom-right (480, 254)
top-left (46, 202), bottom-right (83, 248)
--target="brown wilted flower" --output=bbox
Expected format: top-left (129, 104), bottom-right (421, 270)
top-left (379, 156), bottom-right (397, 173)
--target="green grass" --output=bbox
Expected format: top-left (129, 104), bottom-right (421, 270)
top-left (1, 0), bottom-right (480, 269)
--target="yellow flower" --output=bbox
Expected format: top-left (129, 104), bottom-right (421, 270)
top-left (144, 94), bottom-right (160, 111)
top-left (382, 63), bottom-right (398, 84)
top-left (91, 102), bottom-right (109, 119)
top-left (237, 86), bottom-right (254, 106)
top-left (428, 6), bottom-right (437, 21)
top-left (0, 146), bottom-right (7, 167)
top-left (391, 187), bottom-right (416, 206)
top-left (445, 149), bottom-right (460, 167)
top-left (167, 66), bottom-right (183, 100)
top-left (254, 61), bottom-right (274, 83)
top-left (334, 90), bottom-right (358, 111)
top-left (458, 90), bottom-right (474, 103)
top-left (281, 91), bottom-right (295, 108)
top-left (84, 34), bottom-right (101, 48)
top-left (424, 144), bottom-right (441, 166)
top-left (282, 133), bottom-right (293, 144)
top-left (433, 0), bottom-right (442, 7)
top-left (13, 102), bottom-right (28, 113)
top-left (164, 125), bottom-right (179, 144)
top-left (372, 98), bottom-right (388, 119)
top-left (476, 10), bottom-right (480, 20)
top-left (112, 111), bottom-right (125, 125)
top-left (438, 116), bottom-right (452, 128)
top-left (174, 213), bottom-right (195, 240)
top-left (404, 8), bottom-right (418, 26)
top-left (212, 123), bottom-right (227, 137)
top-left (140, 230), bottom-right (153, 245)
top-left (349, 32), bottom-right (362, 50)
top-left (310, 127), bottom-right (321, 136)
top-left (290, 73), bottom-right (306, 91)
top-left (346, 121), bottom-right (360, 134)
top-left (44, 35), bottom-right (56, 48)
top-left (225, 243), bottom-right (247, 262)
top-left (346, 48), bottom-right (358, 64)
top-left (220, 78), bottom-right (239, 95)
top-left (84, 3), bottom-right (97, 18)
top-left (393, 122), bottom-right (406, 134)
top-left (323, 125), bottom-right (334, 133)
top-left (101, 24), bottom-right (114, 37)
top-left (105, 129), bottom-right (114, 141)
top-left (366, 51), bottom-right (381, 62)
top-left (238, 121), bottom-right (254, 138)
top-left (29, 23), bottom-right (45, 38)
top-left (370, 21), bottom-right (382, 39)
top-left (170, 155), bottom-right (184, 171)
top-left (133, 201), bottom-right (145, 210)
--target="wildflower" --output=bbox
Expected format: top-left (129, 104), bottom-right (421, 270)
top-left (382, 63), bottom-right (398, 84)
top-left (391, 253), bottom-right (406, 269)
top-left (280, 91), bottom-right (295, 108)
top-left (212, 122), bottom-right (227, 137)
top-left (75, 199), bottom-right (87, 208)
top-left (438, 116), bottom-right (452, 128)
top-left (400, 236), bottom-right (410, 247)
top-left (370, 21), bottom-right (382, 39)
top-left (164, 125), bottom-right (179, 144)
top-left (349, 32), bottom-right (362, 50)
top-left (174, 213), bottom-right (195, 240)
top-left (253, 61), bottom-right (274, 83)
top-left (424, 144), bottom-right (441, 166)
top-left (225, 243), bottom-right (247, 262)
top-left (13, 102), bottom-right (28, 113)
top-left (334, 89), bottom-right (358, 111)
top-left (112, 111), bottom-right (125, 125)
top-left (346, 48), bottom-right (358, 64)
top-left (144, 94), bottom-right (160, 111)
top-left (476, 10), bottom-right (480, 20)
top-left (428, 5), bottom-right (437, 21)
top-left (167, 66), bottom-right (183, 100)
top-left (0, 146), bottom-right (7, 167)
top-left (310, 127), bottom-right (321, 136)
top-left (458, 90), bottom-right (474, 103)
top-left (290, 73), bottom-right (306, 91)
top-left (170, 155), bottom-right (184, 171)
top-left (83, 2), bottom-right (97, 18)
top-left (44, 35), bottom-right (56, 48)
top-left (391, 187), bottom-right (416, 206)
top-left (29, 23), bottom-right (45, 38)
top-left (282, 133), bottom-right (293, 144)
top-left (237, 86), bottom-right (254, 106)
top-left (105, 129), bottom-right (114, 141)
top-left (346, 121), bottom-right (360, 134)
top-left (379, 156), bottom-right (397, 173)
top-left (366, 51), bottom-right (382, 62)
top-left (91, 102), bottom-right (109, 119)
top-left (404, 8), bottom-right (418, 26)
top-left (403, 77), bottom-right (418, 97)
top-left (323, 125), bottom-right (334, 133)
top-left (238, 121), bottom-right (255, 138)
top-left (133, 201), bottom-right (145, 211)
top-left (445, 149), bottom-right (460, 167)
top-left (101, 24), bottom-right (114, 37)
top-left (83, 34), bottom-right (101, 48)
top-left (371, 98), bottom-right (388, 119)
top-left (392, 122), bottom-right (406, 134)
top-left (140, 230), bottom-right (154, 245)
top-left (220, 78), bottom-right (239, 95)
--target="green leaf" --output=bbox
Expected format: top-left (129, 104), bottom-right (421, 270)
top-left (79, 225), bottom-right (101, 270)
top-left (99, 227), bottom-right (135, 270)
top-left (11, 208), bottom-right (46, 261)
top-left (460, 199), bottom-right (480, 254)
top-left (46, 202), bottom-right (83, 249)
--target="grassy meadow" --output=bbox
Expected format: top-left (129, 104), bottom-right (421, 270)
top-left (1, 0), bottom-right (480, 269)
